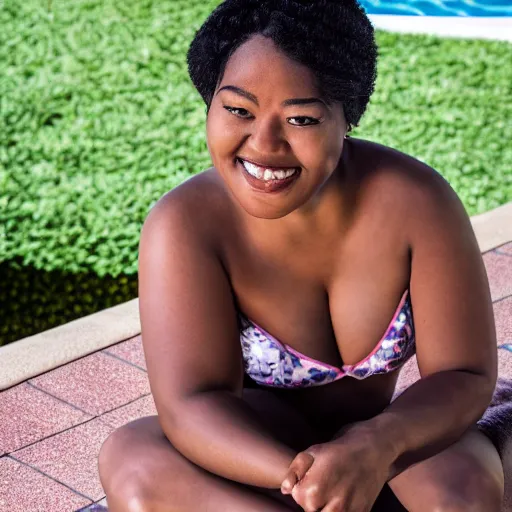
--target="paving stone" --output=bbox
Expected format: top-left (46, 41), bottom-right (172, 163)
top-left (0, 456), bottom-right (91, 511)
top-left (104, 334), bottom-right (146, 371)
top-left (483, 251), bottom-right (512, 301)
top-left (98, 394), bottom-right (157, 430)
top-left (29, 352), bottom-right (150, 416)
top-left (496, 242), bottom-right (512, 256)
top-left (494, 297), bottom-right (512, 347)
top-left (498, 344), bottom-right (512, 379)
top-left (13, 418), bottom-right (114, 502)
top-left (0, 383), bottom-right (91, 455)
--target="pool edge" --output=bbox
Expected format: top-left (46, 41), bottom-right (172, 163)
top-left (369, 15), bottom-right (512, 42)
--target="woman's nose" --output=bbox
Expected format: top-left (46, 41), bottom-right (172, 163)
top-left (249, 116), bottom-right (287, 154)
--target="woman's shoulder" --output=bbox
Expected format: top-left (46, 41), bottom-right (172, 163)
top-left (142, 167), bottom-right (236, 252)
top-left (151, 167), bottom-right (234, 223)
top-left (349, 137), bottom-right (463, 222)
top-left (157, 165), bottom-right (228, 206)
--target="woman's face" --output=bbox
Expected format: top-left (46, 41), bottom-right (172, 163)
top-left (206, 34), bottom-right (348, 219)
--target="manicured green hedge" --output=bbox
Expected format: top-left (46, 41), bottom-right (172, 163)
top-left (2, 0), bottom-right (511, 277)
top-left (366, 31), bottom-right (512, 215)
top-left (1, 0), bottom-right (511, 343)
top-left (0, 257), bottom-right (138, 345)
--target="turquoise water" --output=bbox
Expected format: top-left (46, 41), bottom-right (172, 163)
top-left (360, 0), bottom-right (512, 16)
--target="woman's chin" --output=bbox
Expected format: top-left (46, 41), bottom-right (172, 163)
top-left (226, 176), bottom-right (303, 220)
top-left (236, 199), bottom-right (298, 220)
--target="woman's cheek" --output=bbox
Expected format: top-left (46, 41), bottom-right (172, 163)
top-left (207, 118), bottom-right (243, 158)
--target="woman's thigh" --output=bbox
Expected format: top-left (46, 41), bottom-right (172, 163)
top-left (98, 388), bottom-right (319, 511)
top-left (388, 427), bottom-right (504, 511)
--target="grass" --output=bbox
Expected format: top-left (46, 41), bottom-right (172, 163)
top-left (1, 0), bottom-right (511, 279)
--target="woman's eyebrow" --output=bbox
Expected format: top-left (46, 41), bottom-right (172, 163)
top-left (216, 85), bottom-right (327, 108)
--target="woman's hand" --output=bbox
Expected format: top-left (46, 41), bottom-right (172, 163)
top-left (280, 425), bottom-right (396, 512)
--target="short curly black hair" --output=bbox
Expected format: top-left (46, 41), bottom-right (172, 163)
top-left (187, 0), bottom-right (378, 130)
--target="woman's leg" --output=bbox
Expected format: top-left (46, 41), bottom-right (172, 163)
top-left (388, 427), bottom-right (504, 512)
top-left (503, 436), bottom-right (512, 511)
top-left (98, 388), bottom-right (318, 512)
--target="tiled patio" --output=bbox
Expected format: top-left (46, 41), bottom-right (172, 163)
top-left (1, 242), bottom-right (511, 512)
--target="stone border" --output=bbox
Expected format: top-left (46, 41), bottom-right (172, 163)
top-left (0, 202), bottom-right (511, 390)
top-left (369, 15), bottom-right (512, 43)
top-left (472, 202), bottom-right (512, 253)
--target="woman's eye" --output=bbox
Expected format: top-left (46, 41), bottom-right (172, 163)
top-left (223, 106), bottom-right (319, 127)
top-left (288, 117), bottom-right (319, 127)
top-left (224, 106), bottom-right (253, 119)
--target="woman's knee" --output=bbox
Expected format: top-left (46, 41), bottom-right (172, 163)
top-left (98, 417), bottom-right (170, 511)
top-left (98, 418), bottom-right (141, 481)
top-left (429, 466), bottom-right (503, 512)
top-left (99, 416), bottom-right (164, 468)
top-left (391, 428), bottom-right (504, 512)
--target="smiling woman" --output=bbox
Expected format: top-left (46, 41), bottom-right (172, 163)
top-left (98, 1), bottom-right (511, 511)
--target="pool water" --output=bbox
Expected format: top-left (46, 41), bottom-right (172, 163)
top-left (359, 0), bottom-right (512, 16)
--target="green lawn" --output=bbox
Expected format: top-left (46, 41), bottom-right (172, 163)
top-left (1, 0), bottom-right (511, 279)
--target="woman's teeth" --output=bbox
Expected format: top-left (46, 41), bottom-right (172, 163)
top-left (240, 159), bottom-right (298, 181)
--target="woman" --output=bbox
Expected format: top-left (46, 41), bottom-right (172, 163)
top-left (98, 1), bottom-right (511, 510)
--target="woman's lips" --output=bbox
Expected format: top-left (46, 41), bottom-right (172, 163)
top-left (240, 157), bottom-right (299, 171)
top-left (236, 159), bottom-right (300, 194)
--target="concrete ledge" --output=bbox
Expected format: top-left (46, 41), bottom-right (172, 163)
top-left (0, 299), bottom-right (140, 390)
top-left (369, 15), bottom-right (512, 42)
top-left (0, 202), bottom-right (510, 390)
top-left (471, 202), bottom-right (512, 254)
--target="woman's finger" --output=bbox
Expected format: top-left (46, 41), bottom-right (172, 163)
top-left (281, 451), bottom-right (315, 494)
top-left (320, 497), bottom-right (346, 512)
top-left (280, 468), bottom-right (298, 495)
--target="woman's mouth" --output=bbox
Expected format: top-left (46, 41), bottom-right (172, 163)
top-left (236, 158), bottom-right (301, 193)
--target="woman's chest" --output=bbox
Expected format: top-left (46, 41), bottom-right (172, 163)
top-left (225, 231), bottom-right (411, 370)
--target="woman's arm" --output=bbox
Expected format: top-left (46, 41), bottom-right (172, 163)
top-left (138, 186), bottom-right (295, 489)
top-left (357, 167), bottom-right (497, 478)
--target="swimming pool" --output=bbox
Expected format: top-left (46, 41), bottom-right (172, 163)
top-left (359, 0), bottom-right (512, 16)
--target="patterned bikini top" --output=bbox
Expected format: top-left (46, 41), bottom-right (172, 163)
top-left (239, 290), bottom-right (415, 389)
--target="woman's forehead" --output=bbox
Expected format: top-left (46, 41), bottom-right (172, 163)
top-left (220, 35), bottom-right (320, 95)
